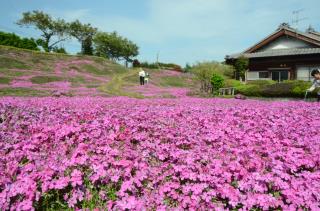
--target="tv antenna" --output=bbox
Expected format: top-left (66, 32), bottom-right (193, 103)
top-left (291, 9), bottom-right (307, 30)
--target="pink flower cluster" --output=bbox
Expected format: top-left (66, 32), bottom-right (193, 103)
top-left (0, 97), bottom-right (319, 210)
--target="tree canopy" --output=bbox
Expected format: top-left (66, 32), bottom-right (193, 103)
top-left (68, 20), bottom-right (97, 55)
top-left (17, 10), bottom-right (68, 52)
top-left (93, 31), bottom-right (139, 66)
top-left (0, 31), bottom-right (39, 51)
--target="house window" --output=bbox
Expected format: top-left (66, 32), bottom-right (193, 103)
top-left (259, 72), bottom-right (269, 78)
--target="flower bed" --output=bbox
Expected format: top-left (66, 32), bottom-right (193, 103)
top-left (0, 97), bottom-right (319, 210)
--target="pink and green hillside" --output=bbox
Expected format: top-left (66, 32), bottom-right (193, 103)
top-left (0, 45), bottom-right (196, 98)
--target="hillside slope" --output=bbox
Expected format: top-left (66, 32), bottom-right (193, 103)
top-left (0, 45), bottom-right (196, 98)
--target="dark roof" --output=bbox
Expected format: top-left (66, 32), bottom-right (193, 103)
top-left (228, 48), bottom-right (320, 59)
top-left (226, 24), bottom-right (320, 60)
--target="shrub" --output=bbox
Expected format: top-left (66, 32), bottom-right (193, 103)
top-left (224, 79), bottom-right (242, 88)
top-left (0, 31), bottom-right (39, 51)
top-left (132, 59), bottom-right (140, 67)
top-left (236, 80), bottom-right (316, 98)
top-left (211, 73), bottom-right (224, 92)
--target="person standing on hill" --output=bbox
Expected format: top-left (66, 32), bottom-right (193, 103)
top-left (307, 69), bottom-right (320, 102)
top-left (139, 68), bottom-right (146, 85)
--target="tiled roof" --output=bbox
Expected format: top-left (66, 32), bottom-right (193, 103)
top-left (226, 25), bottom-right (320, 59)
top-left (227, 48), bottom-right (320, 59)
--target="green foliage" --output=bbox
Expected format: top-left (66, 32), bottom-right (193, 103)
top-left (236, 80), bottom-right (316, 98)
top-left (93, 31), bottom-right (139, 64)
top-left (139, 62), bottom-right (182, 71)
top-left (132, 59), bottom-right (140, 67)
top-left (224, 79), bottom-right (242, 87)
top-left (160, 76), bottom-right (187, 87)
top-left (17, 10), bottom-right (69, 52)
top-left (184, 63), bottom-right (192, 72)
top-left (139, 61), bottom-right (159, 69)
top-left (0, 87), bottom-right (48, 96)
top-left (30, 75), bottom-right (63, 84)
top-left (234, 56), bottom-right (249, 80)
top-left (52, 46), bottom-right (67, 54)
top-left (0, 77), bottom-right (11, 84)
top-left (211, 73), bottom-right (224, 91)
top-left (68, 20), bottom-right (97, 55)
top-left (191, 62), bottom-right (232, 93)
top-left (247, 80), bottom-right (276, 86)
top-left (0, 31), bottom-right (39, 50)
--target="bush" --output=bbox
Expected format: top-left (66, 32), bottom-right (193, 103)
top-left (132, 59), bottom-right (140, 67)
top-left (247, 80), bottom-right (276, 86)
top-left (236, 80), bottom-right (316, 98)
top-left (211, 73), bottom-right (224, 92)
top-left (224, 79), bottom-right (242, 87)
top-left (0, 31), bottom-right (39, 51)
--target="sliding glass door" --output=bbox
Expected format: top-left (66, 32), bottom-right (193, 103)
top-left (271, 71), bottom-right (288, 82)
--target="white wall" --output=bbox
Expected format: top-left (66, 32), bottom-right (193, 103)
top-left (256, 36), bottom-right (314, 52)
top-left (247, 71), bottom-right (271, 80)
top-left (296, 65), bottom-right (320, 81)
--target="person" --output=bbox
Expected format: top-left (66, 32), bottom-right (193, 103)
top-left (144, 72), bottom-right (150, 84)
top-left (138, 68), bottom-right (146, 85)
top-left (306, 69), bottom-right (320, 102)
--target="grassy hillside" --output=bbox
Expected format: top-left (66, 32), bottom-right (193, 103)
top-left (0, 45), bottom-right (196, 97)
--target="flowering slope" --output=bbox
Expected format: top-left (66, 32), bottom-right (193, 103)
top-left (0, 97), bottom-right (319, 210)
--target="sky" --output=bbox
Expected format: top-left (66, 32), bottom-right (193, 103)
top-left (1, 0), bottom-right (320, 66)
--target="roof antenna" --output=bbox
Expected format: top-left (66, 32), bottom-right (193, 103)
top-left (291, 9), bottom-right (307, 31)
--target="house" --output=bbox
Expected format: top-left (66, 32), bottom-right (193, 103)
top-left (225, 23), bottom-right (320, 82)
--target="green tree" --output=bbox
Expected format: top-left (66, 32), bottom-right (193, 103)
top-left (93, 31), bottom-right (139, 66)
top-left (234, 56), bottom-right (249, 81)
top-left (120, 38), bottom-right (139, 67)
top-left (184, 63), bottom-right (192, 72)
top-left (191, 62), bottom-right (233, 93)
top-left (211, 73), bottom-right (224, 94)
top-left (0, 31), bottom-right (39, 50)
top-left (17, 10), bottom-right (68, 52)
top-left (68, 20), bottom-right (97, 55)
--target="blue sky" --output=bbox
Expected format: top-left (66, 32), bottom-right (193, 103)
top-left (1, 0), bottom-right (320, 66)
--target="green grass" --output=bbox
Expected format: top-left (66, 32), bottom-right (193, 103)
top-left (0, 87), bottom-right (48, 96)
top-left (0, 56), bottom-right (30, 69)
top-left (30, 76), bottom-right (63, 84)
top-left (82, 64), bottom-right (112, 75)
top-left (159, 76), bottom-right (189, 87)
top-left (99, 70), bottom-right (144, 98)
top-left (68, 76), bottom-right (87, 84)
top-left (0, 68), bottom-right (27, 76)
top-left (0, 77), bottom-right (11, 84)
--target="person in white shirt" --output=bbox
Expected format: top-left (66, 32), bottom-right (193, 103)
top-left (306, 69), bottom-right (320, 102)
top-left (138, 68), bottom-right (146, 85)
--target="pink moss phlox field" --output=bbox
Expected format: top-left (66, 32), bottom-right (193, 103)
top-left (0, 97), bottom-right (319, 210)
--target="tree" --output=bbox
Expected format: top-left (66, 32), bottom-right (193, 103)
top-left (93, 31), bottom-right (139, 66)
top-left (0, 31), bottom-right (39, 50)
top-left (68, 20), bottom-right (97, 55)
top-left (120, 38), bottom-right (139, 67)
top-left (17, 10), bottom-right (68, 52)
top-left (234, 56), bottom-right (249, 81)
top-left (132, 59), bottom-right (140, 67)
top-left (184, 63), bottom-right (192, 72)
top-left (191, 62), bottom-right (232, 93)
